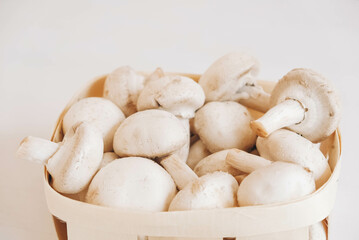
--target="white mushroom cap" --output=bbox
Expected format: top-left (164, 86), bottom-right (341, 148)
top-left (137, 75), bottom-right (205, 119)
top-left (49, 122), bottom-right (103, 194)
top-left (186, 139), bottom-right (211, 169)
top-left (256, 129), bottom-right (331, 188)
top-left (237, 161), bottom-right (315, 206)
top-left (194, 101), bottom-right (257, 153)
top-left (113, 109), bottom-right (188, 158)
top-left (194, 150), bottom-right (244, 177)
top-left (99, 152), bottom-right (119, 169)
top-left (198, 52), bottom-right (270, 112)
top-left (86, 157), bottom-right (177, 211)
top-left (17, 122), bottom-right (104, 194)
top-left (63, 97), bottom-right (125, 152)
top-left (103, 66), bottom-right (145, 116)
top-left (199, 52), bottom-right (259, 101)
top-left (251, 68), bottom-right (341, 142)
top-left (309, 221), bottom-right (327, 240)
top-left (168, 171), bottom-right (238, 211)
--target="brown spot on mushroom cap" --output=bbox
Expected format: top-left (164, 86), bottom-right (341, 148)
top-left (270, 68), bottom-right (341, 142)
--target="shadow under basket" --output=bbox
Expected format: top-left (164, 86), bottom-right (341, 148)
top-left (44, 73), bottom-right (342, 240)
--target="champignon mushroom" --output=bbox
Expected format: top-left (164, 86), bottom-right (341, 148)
top-left (16, 122), bottom-right (103, 194)
top-left (199, 52), bottom-right (270, 112)
top-left (137, 74), bottom-right (204, 162)
top-left (137, 75), bottom-right (205, 119)
top-left (250, 68), bottom-right (341, 142)
top-left (103, 66), bottom-right (145, 116)
top-left (159, 155), bottom-right (238, 211)
top-left (236, 161), bottom-right (315, 206)
top-left (256, 129), bottom-right (331, 188)
top-left (194, 150), bottom-right (244, 177)
top-left (186, 139), bottom-right (211, 169)
top-left (194, 101), bottom-right (257, 153)
top-left (63, 97), bottom-right (125, 152)
top-left (168, 171), bottom-right (238, 211)
top-left (113, 109), bottom-right (188, 159)
top-left (86, 157), bottom-right (177, 211)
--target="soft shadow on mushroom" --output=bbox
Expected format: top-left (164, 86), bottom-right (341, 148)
top-left (186, 139), bottom-right (211, 169)
top-left (99, 152), bottom-right (119, 169)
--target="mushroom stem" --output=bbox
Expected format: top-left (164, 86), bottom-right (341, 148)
top-left (160, 154), bottom-right (198, 190)
top-left (16, 136), bottom-right (59, 165)
top-left (250, 99), bottom-right (305, 137)
top-left (226, 149), bottom-right (272, 173)
top-left (237, 85), bottom-right (271, 112)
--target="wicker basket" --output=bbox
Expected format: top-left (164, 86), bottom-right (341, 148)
top-left (44, 73), bottom-right (342, 240)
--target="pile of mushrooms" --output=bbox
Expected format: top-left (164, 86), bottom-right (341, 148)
top-left (16, 53), bottom-right (340, 239)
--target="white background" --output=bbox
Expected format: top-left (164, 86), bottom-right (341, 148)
top-left (1, 0), bottom-right (358, 239)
